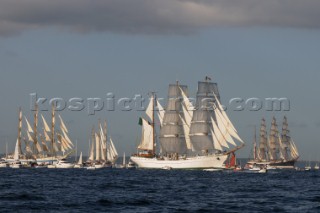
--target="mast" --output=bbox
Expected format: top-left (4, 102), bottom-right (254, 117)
top-left (51, 103), bottom-right (55, 157)
top-left (281, 116), bottom-right (290, 160)
top-left (259, 118), bottom-right (268, 161)
top-left (253, 126), bottom-right (257, 160)
top-left (152, 92), bottom-right (155, 155)
top-left (17, 107), bottom-right (22, 156)
top-left (91, 125), bottom-right (95, 161)
top-left (190, 77), bottom-right (219, 151)
top-left (104, 120), bottom-right (107, 160)
top-left (159, 82), bottom-right (188, 154)
top-left (6, 139), bottom-right (8, 159)
top-left (33, 104), bottom-right (39, 155)
top-left (75, 139), bottom-right (78, 163)
top-left (269, 117), bottom-right (279, 161)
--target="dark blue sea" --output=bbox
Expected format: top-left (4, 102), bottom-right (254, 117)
top-left (0, 168), bottom-right (319, 213)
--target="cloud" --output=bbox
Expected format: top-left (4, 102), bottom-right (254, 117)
top-left (0, 0), bottom-right (320, 37)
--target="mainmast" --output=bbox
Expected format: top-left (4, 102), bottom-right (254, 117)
top-left (189, 77), bottom-right (219, 152)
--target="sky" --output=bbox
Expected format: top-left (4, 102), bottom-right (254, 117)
top-left (0, 0), bottom-right (320, 160)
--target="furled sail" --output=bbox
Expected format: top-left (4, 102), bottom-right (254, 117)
top-left (159, 83), bottom-right (188, 154)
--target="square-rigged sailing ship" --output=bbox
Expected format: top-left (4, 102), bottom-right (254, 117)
top-left (130, 77), bottom-right (245, 169)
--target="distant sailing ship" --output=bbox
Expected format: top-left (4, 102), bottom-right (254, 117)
top-left (86, 120), bottom-right (118, 169)
top-left (246, 116), bottom-right (299, 169)
top-left (130, 77), bottom-right (245, 169)
top-left (6, 104), bottom-right (75, 165)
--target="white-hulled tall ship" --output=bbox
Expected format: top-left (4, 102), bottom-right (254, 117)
top-left (130, 77), bottom-right (245, 169)
top-left (86, 120), bottom-right (118, 168)
top-left (246, 116), bottom-right (299, 169)
top-left (6, 104), bottom-right (75, 165)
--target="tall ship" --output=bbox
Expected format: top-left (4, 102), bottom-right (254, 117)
top-left (86, 120), bottom-right (119, 168)
top-left (6, 104), bottom-right (74, 164)
top-left (130, 77), bottom-right (245, 169)
top-left (246, 116), bottom-right (299, 169)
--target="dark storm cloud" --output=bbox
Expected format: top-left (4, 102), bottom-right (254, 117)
top-left (0, 0), bottom-right (320, 37)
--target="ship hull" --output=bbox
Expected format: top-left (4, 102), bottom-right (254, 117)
top-left (247, 159), bottom-right (297, 169)
top-left (130, 154), bottom-right (228, 170)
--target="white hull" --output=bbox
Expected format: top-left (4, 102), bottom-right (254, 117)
top-left (36, 157), bottom-right (58, 163)
top-left (56, 163), bottom-right (74, 169)
top-left (47, 165), bottom-right (56, 169)
top-left (130, 154), bottom-right (228, 170)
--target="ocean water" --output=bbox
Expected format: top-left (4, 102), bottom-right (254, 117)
top-left (0, 168), bottom-right (319, 213)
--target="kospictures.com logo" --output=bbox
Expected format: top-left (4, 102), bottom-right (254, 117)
top-left (29, 93), bottom-right (290, 115)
